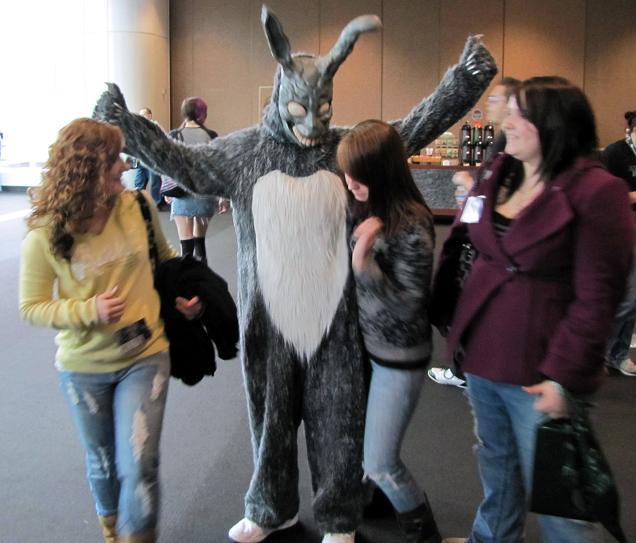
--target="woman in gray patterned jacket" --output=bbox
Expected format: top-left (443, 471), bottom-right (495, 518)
top-left (337, 120), bottom-right (438, 543)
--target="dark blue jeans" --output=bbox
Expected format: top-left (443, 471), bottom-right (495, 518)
top-left (59, 352), bottom-right (170, 537)
top-left (465, 373), bottom-right (603, 543)
top-left (134, 166), bottom-right (162, 207)
top-left (606, 247), bottom-right (636, 367)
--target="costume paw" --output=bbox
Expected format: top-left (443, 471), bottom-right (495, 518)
top-left (92, 82), bottom-right (129, 123)
top-left (459, 35), bottom-right (498, 82)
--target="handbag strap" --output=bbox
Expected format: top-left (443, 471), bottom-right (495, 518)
top-left (134, 191), bottom-right (159, 273)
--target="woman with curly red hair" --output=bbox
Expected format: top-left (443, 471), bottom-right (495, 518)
top-left (19, 118), bottom-right (201, 543)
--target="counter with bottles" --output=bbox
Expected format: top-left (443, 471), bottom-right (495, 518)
top-left (410, 164), bottom-right (477, 219)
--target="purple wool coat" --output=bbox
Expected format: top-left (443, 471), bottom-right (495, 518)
top-left (446, 154), bottom-right (634, 394)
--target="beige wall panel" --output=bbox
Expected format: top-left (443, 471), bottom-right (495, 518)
top-left (111, 33), bottom-right (171, 130)
top-left (169, 0), bottom-right (633, 147)
top-left (503, 0), bottom-right (585, 85)
top-left (584, 0), bottom-right (636, 147)
top-left (248, 0), bottom-right (321, 124)
top-left (170, 0), bottom-right (194, 129)
top-left (320, 0), bottom-right (383, 127)
top-left (190, 0), bottom-right (253, 135)
top-left (381, 0), bottom-right (441, 122)
top-left (440, 0), bottom-right (504, 134)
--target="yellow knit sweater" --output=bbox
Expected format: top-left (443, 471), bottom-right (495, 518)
top-left (19, 190), bottom-right (177, 373)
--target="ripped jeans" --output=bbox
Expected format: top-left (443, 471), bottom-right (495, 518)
top-left (58, 351), bottom-right (170, 537)
top-left (363, 360), bottom-right (428, 513)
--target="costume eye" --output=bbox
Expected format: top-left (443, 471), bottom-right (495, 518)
top-left (287, 102), bottom-right (307, 117)
top-left (318, 102), bottom-right (331, 116)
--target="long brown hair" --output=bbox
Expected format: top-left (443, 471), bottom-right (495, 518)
top-left (27, 118), bottom-right (124, 260)
top-left (336, 119), bottom-right (430, 237)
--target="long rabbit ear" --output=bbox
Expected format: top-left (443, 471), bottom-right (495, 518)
top-left (317, 15), bottom-right (382, 81)
top-left (261, 5), bottom-right (294, 72)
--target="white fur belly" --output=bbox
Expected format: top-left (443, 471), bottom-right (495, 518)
top-left (253, 169), bottom-right (349, 359)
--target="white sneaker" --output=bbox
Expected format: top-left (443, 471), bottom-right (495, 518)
top-left (322, 533), bottom-right (355, 543)
top-left (619, 358), bottom-right (636, 376)
top-left (427, 367), bottom-right (466, 388)
top-left (630, 333), bottom-right (636, 348)
top-left (228, 514), bottom-right (299, 543)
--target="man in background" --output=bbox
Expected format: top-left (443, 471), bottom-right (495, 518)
top-left (428, 77), bottom-right (520, 389)
top-left (134, 108), bottom-right (167, 210)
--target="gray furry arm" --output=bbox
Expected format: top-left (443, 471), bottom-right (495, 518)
top-left (93, 83), bottom-right (239, 199)
top-left (391, 36), bottom-right (498, 156)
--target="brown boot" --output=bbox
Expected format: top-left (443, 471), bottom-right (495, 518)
top-left (116, 532), bottom-right (156, 543)
top-left (98, 515), bottom-right (117, 543)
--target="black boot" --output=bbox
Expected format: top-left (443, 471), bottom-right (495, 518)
top-left (180, 238), bottom-right (194, 257)
top-left (396, 502), bottom-right (441, 543)
top-left (193, 236), bottom-right (207, 265)
top-left (363, 486), bottom-right (394, 519)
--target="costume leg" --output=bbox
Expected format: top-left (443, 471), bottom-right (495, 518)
top-left (302, 304), bottom-right (367, 535)
top-left (243, 308), bottom-right (301, 527)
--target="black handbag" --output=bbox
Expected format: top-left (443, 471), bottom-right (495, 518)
top-left (531, 393), bottom-right (626, 543)
top-left (429, 222), bottom-right (477, 335)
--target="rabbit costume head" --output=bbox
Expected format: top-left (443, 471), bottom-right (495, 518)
top-left (261, 5), bottom-right (381, 147)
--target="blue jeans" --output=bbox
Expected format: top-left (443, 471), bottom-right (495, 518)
top-left (363, 361), bottom-right (427, 513)
top-left (465, 373), bottom-right (603, 543)
top-left (59, 352), bottom-right (170, 537)
top-left (606, 247), bottom-right (636, 367)
top-left (134, 166), bottom-right (162, 207)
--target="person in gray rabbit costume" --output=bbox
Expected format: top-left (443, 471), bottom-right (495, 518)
top-left (94, 5), bottom-right (496, 542)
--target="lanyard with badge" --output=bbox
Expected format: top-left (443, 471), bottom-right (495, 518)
top-left (460, 195), bottom-right (486, 223)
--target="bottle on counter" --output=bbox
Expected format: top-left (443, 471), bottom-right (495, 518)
top-left (483, 121), bottom-right (495, 162)
top-left (483, 122), bottom-right (495, 145)
top-left (460, 121), bottom-right (472, 166)
top-left (472, 122), bottom-right (484, 166)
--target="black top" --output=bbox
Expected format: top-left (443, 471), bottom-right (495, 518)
top-left (493, 210), bottom-right (513, 239)
top-left (601, 138), bottom-right (636, 192)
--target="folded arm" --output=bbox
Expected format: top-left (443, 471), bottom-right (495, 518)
top-left (354, 221), bottom-right (435, 312)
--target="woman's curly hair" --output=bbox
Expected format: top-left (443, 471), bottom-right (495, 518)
top-left (27, 118), bottom-right (124, 260)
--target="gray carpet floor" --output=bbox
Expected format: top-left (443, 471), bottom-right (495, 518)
top-left (1, 190), bottom-right (633, 543)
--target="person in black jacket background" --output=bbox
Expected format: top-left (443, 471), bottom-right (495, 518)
top-left (602, 110), bottom-right (636, 376)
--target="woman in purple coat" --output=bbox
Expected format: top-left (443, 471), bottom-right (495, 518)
top-left (441, 77), bottom-right (633, 543)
